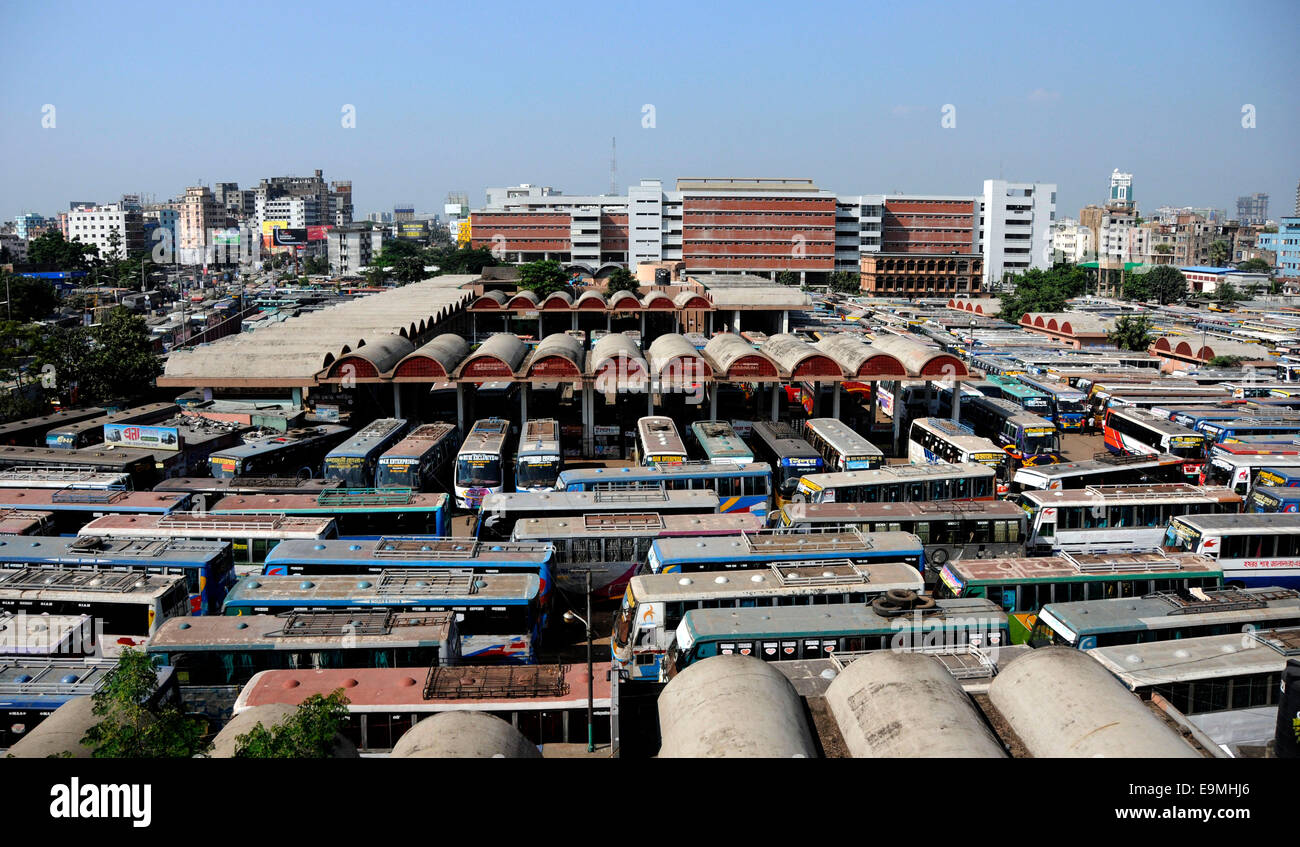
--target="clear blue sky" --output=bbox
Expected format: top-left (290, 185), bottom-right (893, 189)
top-left (1, 0), bottom-right (1296, 221)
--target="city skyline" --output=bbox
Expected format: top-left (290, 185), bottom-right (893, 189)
top-left (2, 0), bottom-right (1297, 222)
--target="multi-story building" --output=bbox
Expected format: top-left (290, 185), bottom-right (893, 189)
top-left (326, 226), bottom-right (384, 275)
top-left (1051, 220), bottom-right (1093, 263)
top-left (179, 186), bottom-right (225, 265)
top-left (1109, 170), bottom-right (1134, 210)
top-left (13, 213), bottom-right (45, 240)
top-left (981, 180), bottom-right (1056, 285)
top-left (329, 181), bottom-right (353, 226)
top-left (1257, 219), bottom-right (1300, 278)
top-left (0, 233), bottom-right (29, 263)
top-left (1236, 193), bottom-right (1269, 226)
top-left (65, 203), bottom-right (144, 259)
top-left (858, 253), bottom-right (983, 296)
top-left (253, 170), bottom-right (348, 233)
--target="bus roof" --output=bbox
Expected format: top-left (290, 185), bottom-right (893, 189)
top-left (652, 529), bottom-right (922, 564)
top-left (1040, 587), bottom-right (1300, 635)
top-left (519, 418), bottom-right (560, 455)
top-left (1106, 408), bottom-right (1206, 438)
top-left (804, 418), bottom-right (882, 454)
top-left (750, 421), bottom-right (819, 461)
top-left (153, 477), bottom-right (343, 495)
top-left (1014, 452), bottom-right (1182, 484)
top-left (1089, 627), bottom-right (1300, 690)
top-left (209, 491), bottom-right (447, 514)
top-left (0, 657), bottom-right (114, 702)
top-left (1018, 483), bottom-right (1241, 507)
top-left (212, 425), bottom-right (351, 461)
top-left (379, 423), bottom-right (458, 462)
top-left (0, 566), bottom-right (184, 602)
top-left (480, 488), bottom-right (719, 513)
top-left (0, 510), bottom-right (54, 535)
top-left (941, 551), bottom-right (1220, 585)
top-left (78, 512), bottom-right (337, 540)
top-left (325, 418), bottom-right (407, 459)
top-left (0, 610), bottom-right (91, 654)
top-left (1169, 512), bottom-right (1300, 534)
top-left (262, 536), bottom-right (554, 567)
top-left (780, 499), bottom-right (1029, 523)
top-left (799, 461), bottom-right (996, 489)
top-left (630, 560), bottom-right (924, 601)
top-left (637, 416), bottom-right (686, 454)
top-left (459, 419), bottom-right (509, 455)
top-left (691, 421), bottom-right (751, 459)
top-left (146, 611), bottom-right (455, 651)
top-left (0, 488), bottom-right (190, 513)
top-left (511, 511), bottom-right (761, 540)
top-left (224, 569), bottom-right (539, 606)
top-left (558, 461), bottom-right (771, 485)
top-left (680, 597), bottom-right (1007, 639)
top-left (0, 535), bottom-right (230, 566)
top-left (0, 467), bottom-right (131, 489)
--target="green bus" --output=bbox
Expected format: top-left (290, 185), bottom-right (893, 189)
top-left (934, 550), bottom-right (1222, 643)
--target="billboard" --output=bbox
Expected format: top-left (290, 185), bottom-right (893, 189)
top-left (104, 424), bottom-right (181, 451)
top-left (213, 229), bottom-right (241, 246)
top-left (273, 228), bottom-right (310, 246)
top-left (306, 225), bottom-right (333, 241)
top-left (261, 220), bottom-right (290, 236)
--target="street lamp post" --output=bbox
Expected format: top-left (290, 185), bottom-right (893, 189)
top-left (563, 570), bottom-right (595, 754)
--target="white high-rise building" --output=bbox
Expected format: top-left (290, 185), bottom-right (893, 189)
top-left (66, 203), bottom-right (144, 260)
top-left (980, 180), bottom-right (1057, 286)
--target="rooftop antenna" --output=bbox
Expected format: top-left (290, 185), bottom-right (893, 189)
top-left (610, 137), bottom-right (617, 196)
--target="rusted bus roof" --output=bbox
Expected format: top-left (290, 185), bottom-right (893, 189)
top-left (389, 333), bottom-right (472, 381)
top-left (814, 333), bottom-right (907, 378)
top-left (866, 333), bottom-right (971, 379)
top-left (453, 333), bottom-right (529, 380)
top-left (523, 333), bottom-right (585, 380)
top-left (318, 335), bottom-right (417, 382)
top-left (704, 333), bottom-right (781, 380)
top-left (761, 333), bottom-right (845, 380)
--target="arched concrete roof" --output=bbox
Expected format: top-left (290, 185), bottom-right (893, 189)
top-left (704, 333), bottom-right (780, 379)
top-left (210, 703), bottom-right (359, 758)
top-left (642, 291), bottom-right (676, 310)
top-left (320, 334), bottom-right (417, 381)
top-left (5, 696), bottom-right (101, 758)
top-left (470, 290), bottom-right (508, 310)
top-left (814, 334), bottom-right (907, 379)
top-left (592, 333), bottom-right (648, 393)
top-left (648, 333), bottom-right (712, 380)
top-left (390, 711), bottom-right (542, 758)
top-left (575, 290), bottom-right (609, 310)
top-left (564, 262), bottom-right (596, 276)
top-left (455, 333), bottom-right (528, 379)
top-left (506, 290), bottom-right (540, 310)
top-left (539, 291), bottom-right (574, 310)
top-left (673, 290), bottom-right (712, 310)
top-left (761, 334), bottom-right (844, 379)
top-left (525, 333), bottom-right (585, 379)
top-left (867, 333), bottom-right (971, 379)
top-left (607, 289), bottom-right (642, 311)
top-left (389, 333), bottom-right (471, 380)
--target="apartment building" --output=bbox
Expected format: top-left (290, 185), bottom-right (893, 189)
top-left (66, 203), bottom-right (144, 259)
top-left (326, 226), bottom-right (384, 276)
top-left (981, 180), bottom-right (1056, 285)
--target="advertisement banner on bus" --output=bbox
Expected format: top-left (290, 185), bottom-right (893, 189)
top-left (104, 424), bottom-right (181, 451)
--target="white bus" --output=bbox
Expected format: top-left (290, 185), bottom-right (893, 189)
top-left (1164, 513), bottom-right (1300, 589)
top-left (454, 418), bottom-right (510, 509)
top-left (1015, 483), bottom-right (1242, 555)
top-left (636, 417), bottom-right (687, 467)
top-left (1205, 451), bottom-right (1300, 496)
top-left (907, 418), bottom-right (1008, 479)
top-left (1101, 407), bottom-right (1208, 482)
top-left (612, 560), bottom-right (925, 681)
top-left (514, 418), bottom-right (562, 493)
top-left (802, 418), bottom-right (883, 471)
top-left (794, 462), bottom-right (997, 505)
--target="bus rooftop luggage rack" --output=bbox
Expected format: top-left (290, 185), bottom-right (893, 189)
top-left (278, 609), bottom-right (393, 638)
top-left (744, 527), bottom-right (871, 553)
top-left (1093, 451), bottom-right (1157, 465)
top-left (769, 559), bottom-right (873, 586)
top-left (1252, 627), bottom-right (1300, 657)
top-left (158, 512), bottom-right (288, 531)
top-left (317, 487), bottom-right (413, 507)
top-left (1149, 587), bottom-right (1298, 615)
top-left (50, 486), bottom-right (128, 504)
top-left (0, 566), bottom-right (154, 592)
top-left (582, 512), bottom-right (667, 531)
top-left (0, 466), bottom-right (113, 482)
top-left (591, 486), bottom-right (672, 504)
top-left (376, 568), bottom-right (481, 596)
top-left (231, 476), bottom-right (328, 489)
top-left (1064, 550), bottom-right (1185, 574)
top-left (423, 664), bottom-right (570, 702)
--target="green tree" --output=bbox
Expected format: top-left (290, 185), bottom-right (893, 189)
top-left (1208, 239), bottom-right (1230, 266)
top-left (1208, 355), bottom-right (1250, 368)
top-left (233, 690), bottom-right (351, 758)
top-left (996, 265), bottom-right (1090, 322)
top-left (828, 271), bottom-right (861, 294)
top-left (775, 271), bottom-right (799, 287)
top-left (1236, 258), bottom-right (1272, 273)
top-left (81, 649), bottom-right (207, 758)
top-left (603, 267), bottom-right (640, 297)
top-left (1153, 243), bottom-right (1174, 255)
top-left (1106, 314), bottom-right (1155, 352)
top-left (302, 256), bottom-right (329, 276)
top-left (432, 246), bottom-right (498, 275)
top-left (1215, 281), bottom-right (1246, 303)
top-left (0, 273), bottom-right (59, 322)
top-left (31, 308), bottom-right (162, 406)
top-left (1123, 265), bottom-right (1186, 305)
top-left (26, 231), bottom-right (98, 271)
top-left (517, 259), bottom-right (571, 298)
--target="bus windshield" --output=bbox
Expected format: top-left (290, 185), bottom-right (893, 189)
top-left (457, 455), bottom-right (502, 488)
top-left (1166, 439), bottom-right (1204, 459)
top-left (1023, 429), bottom-right (1059, 456)
top-left (516, 457), bottom-right (561, 490)
top-left (323, 456), bottom-right (368, 488)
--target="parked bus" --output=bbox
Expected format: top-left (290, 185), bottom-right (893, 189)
top-left (0, 566), bottom-right (188, 654)
top-left (208, 425), bottom-right (352, 480)
top-left (152, 476), bottom-right (341, 509)
top-left (801, 418), bottom-right (883, 472)
top-left (908, 418), bottom-right (1008, 479)
top-left (1255, 467), bottom-right (1300, 488)
top-left (514, 418), bottom-right (563, 493)
top-left (510, 511), bottom-right (761, 599)
top-left (647, 528), bottom-right (924, 575)
top-left (1198, 417), bottom-right (1300, 444)
top-left (147, 611), bottom-right (459, 713)
top-left (209, 490), bottom-right (449, 538)
top-left (0, 511), bottom-right (55, 536)
top-left (1017, 376), bottom-right (1090, 432)
top-left (556, 462), bottom-right (773, 520)
top-left (232, 663), bottom-right (611, 753)
top-left (1012, 451), bottom-right (1187, 491)
top-left (935, 551), bottom-right (1222, 643)
top-left (0, 446), bottom-right (158, 488)
top-left (454, 418), bottom-right (510, 509)
top-left (1102, 407), bottom-right (1207, 481)
top-left (0, 535), bottom-right (235, 615)
top-left (749, 421), bottom-right (823, 509)
top-left (1030, 587), bottom-right (1300, 649)
top-left (44, 403), bottom-right (179, 450)
top-left (794, 461), bottom-right (997, 505)
top-left (959, 395), bottom-right (1062, 466)
top-left (1164, 513), bottom-right (1300, 588)
top-left (1015, 483), bottom-right (1242, 556)
top-left (322, 418), bottom-right (408, 488)
top-left (78, 512), bottom-right (338, 576)
top-left (778, 500), bottom-right (1026, 567)
top-left (0, 408), bottom-right (107, 448)
top-left (478, 487), bottom-right (719, 541)
top-left (0, 487), bottom-right (193, 535)
top-left (636, 416), bottom-right (688, 467)
top-left (983, 374), bottom-right (1053, 418)
top-left (1245, 485), bottom-right (1300, 513)
top-left (612, 560), bottom-right (925, 680)
top-left (0, 467), bottom-right (131, 491)
top-left (1088, 628), bottom-right (1298, 749)
top-left (221, 571), bottom-right (541, 663)
top-left (375, 423), bottom-right (459, 492)
top-left (664, 597), bottom-right (1008, 679)
top-left (689, 420), bottom-right (753, 466)
top-left (1205, 452), bottom-right (1300, 495)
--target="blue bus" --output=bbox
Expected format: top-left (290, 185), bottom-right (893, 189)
top-left (0, 487), bottom-right (193, 535)
top-left (209, 490), bottom-right (449, 538)
top-left (0, 535), bottom-right (235, 615)
top-left (209, 425), bottom-right (352, 479)
top-left (689, 420), bottom-right (754, 465)
top-left (646, 529), bottom-right (924, 575)
top-left (749, 420), bottom-right (823, 509)
top-left (556, 462), bottom-right (773, 520)
top-left (221, 570), bottom-right (543, 664)
top-left (954, 395), bottom-right (1062, 467)
top-left (983, 375), bottom-right (1053, 418)
top-left (375, 423), bottom-right (460, 491)
top-left (322, 418), bottom-right (408, 487)
top-left (1197, 418), bottom-right (1300, 444)
top-left (260, 536), bottom-right (555, 603)
top-left (1245, 485), bottom-right (1300, 513)
top-left (1015, 376), bottom-right (1090, 432)
top-left (1255, 467), bottom-right (1300, 488)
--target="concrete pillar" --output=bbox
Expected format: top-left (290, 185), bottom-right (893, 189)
top-left (782, 310), bottom-right (789, 334)
top-left (291, 387), bottom-right (303, 410)
top-left (456, 384), bottom-right (466, 433)
top-left (832, 384), bottom-right (840, 419)
top-left (951, 384), bottom-right (961, 422)
top-left (710, 385), bottom-right (718, 420)
top-left (733, 310), bottom-right (741, 333)
top-left (606, 314), bottom-right (612, 332)
top-left (770, 384), bottom-right (779, 421)
top-left (393, 384), bottom-right (403, 419)
top-left (520, 385), bottom-right (528, 426)
top-left (538, 313), bottom-right (543, 338)
top-left (812, 384), bottom-right (822, 417)
top-left (583, 384), bottom-right (595, 457)
top-left (640, 312), bottom-right (646, 336)
top-left (472, 312), bottom-right (476, 341)
top-left (202, 387), bottom-right (214, 402)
